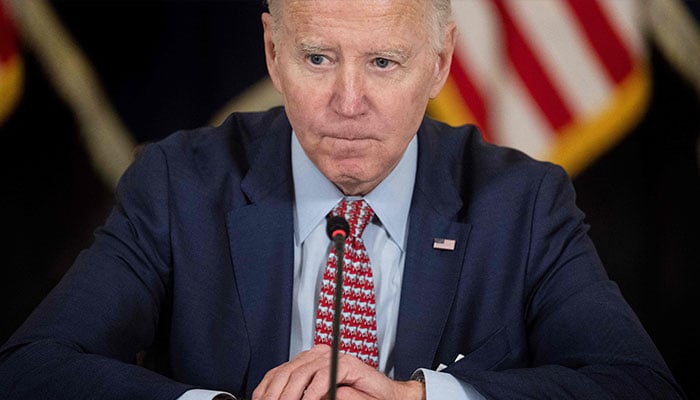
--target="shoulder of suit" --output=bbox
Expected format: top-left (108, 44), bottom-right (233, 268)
top-left (134, 107), bottom-right (287, 161)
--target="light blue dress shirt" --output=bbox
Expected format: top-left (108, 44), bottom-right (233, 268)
top-left (288, 131), bottom-right (415, 375)
top-left (179, 132), bottom-right (483, 400)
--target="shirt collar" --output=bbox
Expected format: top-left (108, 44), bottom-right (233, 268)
top-left (292, 131), bottom-right (417, 251)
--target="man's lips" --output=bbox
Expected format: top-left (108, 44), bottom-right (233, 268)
top-left (322, 132), bottom-right (377, 141)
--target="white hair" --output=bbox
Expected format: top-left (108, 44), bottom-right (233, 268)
top-left (265, 0), bottom-right (453, 53)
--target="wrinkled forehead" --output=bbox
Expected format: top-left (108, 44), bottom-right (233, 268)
top-left (272, 0), bottom-right (429, 12)
top-left (276, 0), bottom-right (432, 43)
top-left (278, 0), bottom-right (430, 30)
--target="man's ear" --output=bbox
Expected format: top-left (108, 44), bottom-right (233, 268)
top-left (430, 22), bottom-right (457, 99)
top-left (262, 13), bottom-right (283, 94)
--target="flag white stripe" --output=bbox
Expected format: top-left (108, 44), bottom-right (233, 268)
top-left (451, 0), bottom-right (500, 96)
top-left (506, 0), bottom-right (613, 118)
top-left (493, 69), bottom-right (553, 159)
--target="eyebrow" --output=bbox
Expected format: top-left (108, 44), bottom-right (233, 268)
top-left (298, 41), bottom-right (335, 54)
top-left (298, 41), bottom-right (411, 63)
top-left (368, 49), bottom-right (410, 63)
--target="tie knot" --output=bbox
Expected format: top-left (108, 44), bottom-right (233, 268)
top-left (330, 199), bottom-right (374, 238)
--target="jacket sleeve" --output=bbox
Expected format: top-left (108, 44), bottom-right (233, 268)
top-left (0, 143), bottom-right (193, 400)
top-left (445, 164), bottom-right (686, 399)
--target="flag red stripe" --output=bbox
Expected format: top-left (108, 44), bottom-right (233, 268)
top-left (493, 0), bottom-right (573, 131)
top-left (564, 0), bottom-right (634, 84)
top-left (449, 51), bottom-right (490, 134)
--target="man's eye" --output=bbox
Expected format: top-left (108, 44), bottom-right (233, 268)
top-left (374, 58), bottom-right (392, 68)
top-left (309, 54), bottom-right (326, 65)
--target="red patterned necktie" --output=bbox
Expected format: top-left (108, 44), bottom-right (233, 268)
top-left (315, 199), bottom-right (379, 368)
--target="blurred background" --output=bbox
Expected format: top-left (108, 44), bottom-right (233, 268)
top-left (1, 0), bottom-right (698, 397)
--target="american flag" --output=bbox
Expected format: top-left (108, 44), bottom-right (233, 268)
top-left (428, 0), bottom-right (649, 176)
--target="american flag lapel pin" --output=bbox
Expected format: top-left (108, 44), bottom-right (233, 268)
top-left (433, 238), bottom-right (456, 251)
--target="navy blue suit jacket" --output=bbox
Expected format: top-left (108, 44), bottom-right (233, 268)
top-left (0, 108), bottom-right (684, 399)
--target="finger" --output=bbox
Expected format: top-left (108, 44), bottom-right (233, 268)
top-left (333, 353), bottom-right (397, 398)
top-left (334, 352), bottom-right (377, 386)
top-left (303, 352), bottom-right (366, 399)
top-left (300, 363), bottom-right (331, 399)
top-left (253, 346), bottom-right (332, 400)
top-left (336, 386), bottom-right (373, 400)
top-left (252, 364), bottom-right (284, 400)
top-left (278, 358), bottom-right (326, 400)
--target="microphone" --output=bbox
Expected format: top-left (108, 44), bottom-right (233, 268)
top-left (326, 216), bottom-right (350, 245)
top-left (325, 216), bottom-right (349, 400)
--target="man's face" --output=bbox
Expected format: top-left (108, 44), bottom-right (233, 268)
top-left (263, 0), bottom-right (454, 195)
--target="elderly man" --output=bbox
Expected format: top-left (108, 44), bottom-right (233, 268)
top-left (0, 1), bottom-right (685, 399)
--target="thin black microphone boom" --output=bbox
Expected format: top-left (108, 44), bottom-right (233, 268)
top-left (325, 216), bottom-right (349, 400)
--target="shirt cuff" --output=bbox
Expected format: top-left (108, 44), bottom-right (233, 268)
top-left (413, 368), bottom-right (486, 400)
top-left (176, 389), bottom-right (237, 400)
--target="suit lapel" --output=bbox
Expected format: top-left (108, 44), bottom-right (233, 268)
top-left (393, 124), bottom-right (472, 379)
top-left (225, 114), bottom-right (296, 392)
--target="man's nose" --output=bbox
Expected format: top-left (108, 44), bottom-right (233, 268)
top-left (330, 65), bottom-right (369, 118)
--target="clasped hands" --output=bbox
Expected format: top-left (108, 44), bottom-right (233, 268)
top-left (251, 345), bottom-right (425, 400)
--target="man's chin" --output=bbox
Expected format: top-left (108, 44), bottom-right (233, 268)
top-left (328, 171), bottom-right (384, 196)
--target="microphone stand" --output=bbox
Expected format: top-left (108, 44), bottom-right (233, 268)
top-left (329, 234), bottom-right (344, 400)
top-left (325, 216), bottom-right (349, 400)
